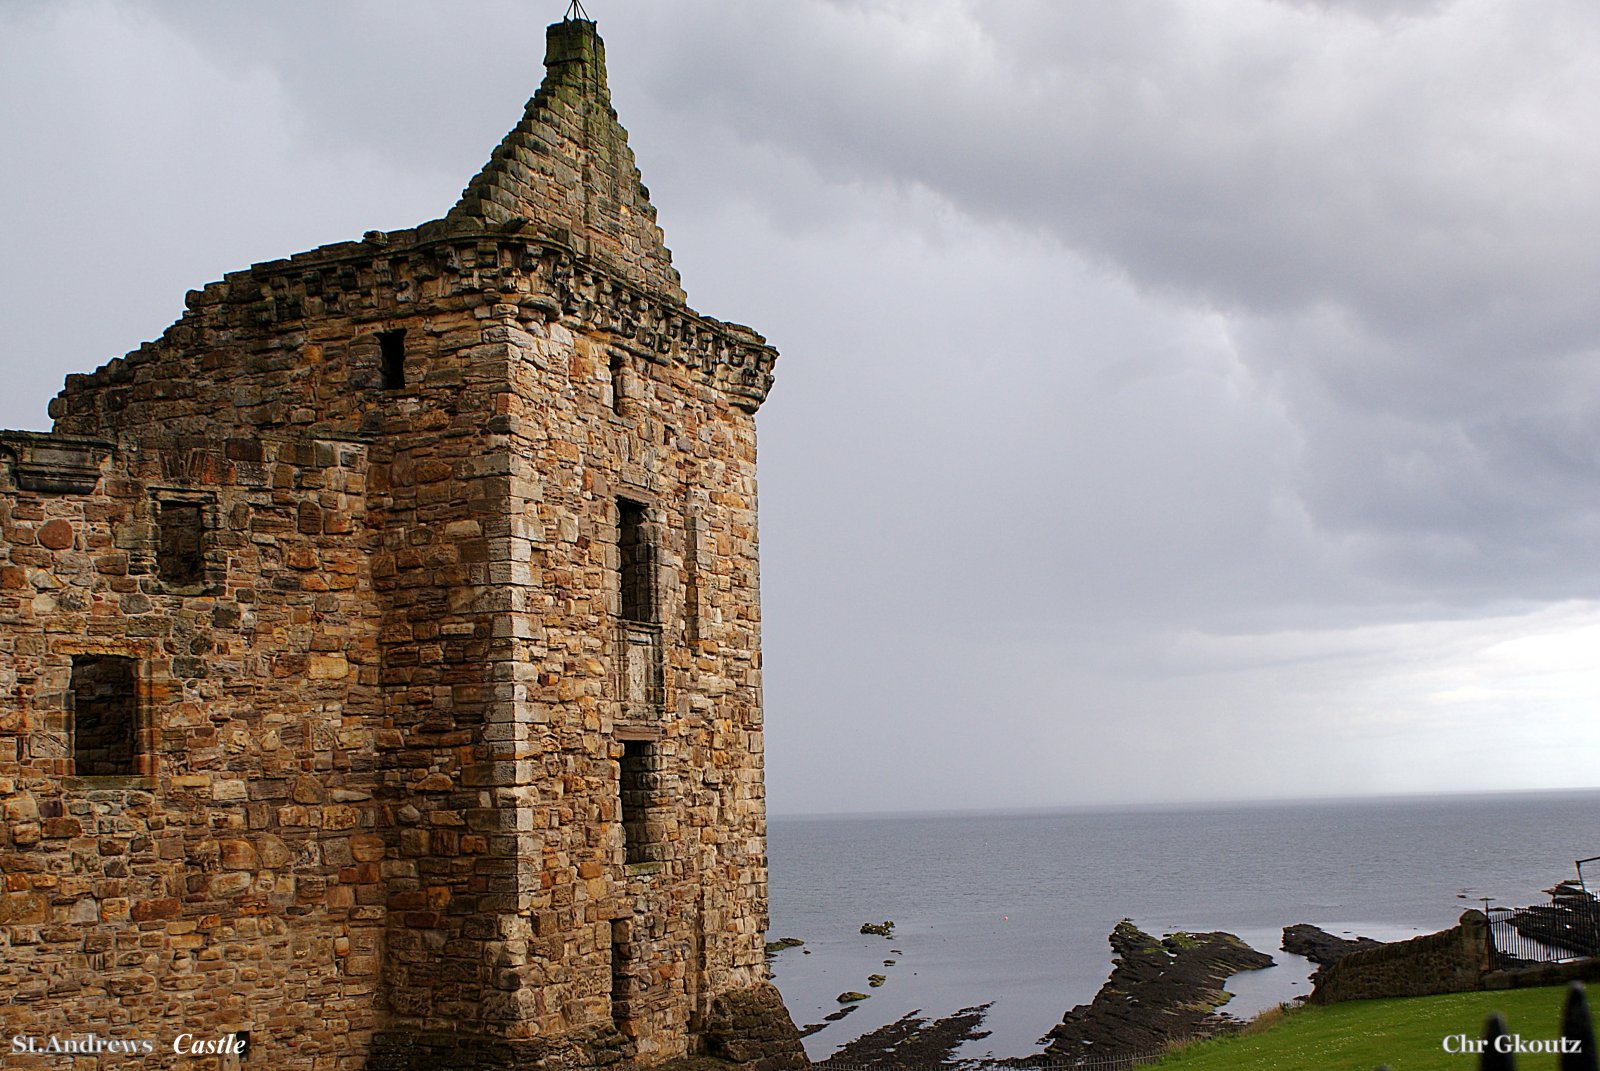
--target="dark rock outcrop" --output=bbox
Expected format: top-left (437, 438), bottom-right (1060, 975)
top-left (825, 1005), bottom-right (991, 1070)
top-left (765, 937), bottom-right (806, 956)
top-left (1282, 923), bottom-right (1383, 966)
top-left (702, 983), bottom-right (811, 1071)
top-left (1041, 921), bottom-right (1274, 1061)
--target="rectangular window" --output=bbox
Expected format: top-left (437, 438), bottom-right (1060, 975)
top-left (684, 505), bottom-right (705, 644)
top-left (617, 499), bottom-right (656, 623)
top-left (608, 352), bottom-right (626, 414)
top-left (157, 501), bottom-right (205, 588)
top-left (378, 329), bottom-right (407, 390)
top-left (618, 740), bottom-right (656, 865)
top-left (611, 918), bottom-right (633, 1031)
top-left (617, 498), bottom-right (663, 722)
top-left (71, 655), bottom-right (139, 777)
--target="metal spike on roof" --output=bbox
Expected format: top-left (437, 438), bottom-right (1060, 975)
top-left (564, 0), bottom-right (590, 20)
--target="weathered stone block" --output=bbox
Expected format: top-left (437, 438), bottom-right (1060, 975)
top-left (308, 652), bottom-right (348, 679)
top-left (129, 898), bottom-right (182, 923)
top-left (36, 520), bottom-right (75, 550)
top-left (0, 891), bottom-right (48, 925)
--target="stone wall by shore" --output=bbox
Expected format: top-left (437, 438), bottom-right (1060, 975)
top-left (1311, 911), bottom-right (1493, 1003)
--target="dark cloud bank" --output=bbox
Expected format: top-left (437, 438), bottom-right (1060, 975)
top-left (3, 0), bottom-right (1597, 811)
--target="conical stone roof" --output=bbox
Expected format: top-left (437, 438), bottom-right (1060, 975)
top-left (447, 18), bottom-right (686, 304)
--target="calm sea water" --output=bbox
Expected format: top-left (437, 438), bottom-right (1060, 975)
top-left (765, 790), bottom-right (1600, 1061)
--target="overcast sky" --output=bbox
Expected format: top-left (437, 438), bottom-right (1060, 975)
top-left (3, 0), bottom-right (1599, 815)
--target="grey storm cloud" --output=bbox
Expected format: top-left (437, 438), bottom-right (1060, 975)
top-left (624, 0), bottom-right (1600, 612)
top-left (3, 0), bottom-right (1599, 810)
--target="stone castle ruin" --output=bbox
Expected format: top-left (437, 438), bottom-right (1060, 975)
top-left (0, 16), bottom-right (805, 1070)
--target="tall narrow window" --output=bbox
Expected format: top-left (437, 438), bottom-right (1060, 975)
top-left (611, 918), bottom-right (632, 1031)
top-left (157, 501), bottom-right (205, 588)
top-left (617, 499), bottom-right (663, 722)
top-left (608, 353), bottom-right (626, 414)
top-left (378, 329), bottom-right (407, 390)
top-left (71, 655), bottom-right (139, 777)
top-left (684, 505), bottom-right (705, 644)
top-left (617, 499), bottom-right (656, 623)
top-left (619, 740), bottom-right (656, 865)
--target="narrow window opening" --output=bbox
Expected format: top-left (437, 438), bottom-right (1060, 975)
top-left (685, 506), bottom-right (704, 645)
top-left (617, 499), bottom-right (657, 623)
top-left (617, 498), bottom-right (664, 721)
top-left (619, 740), bottom-right (655, 865)
top-left (611, 918), bottom-right (631, 1031)
top-left (608, 353), bottom-right (626, 414)
top-left (378, 329), bottom-right (407, 390)
top-left (71, 655), bottom-right (139, 777)
top-left (157, 501), bottom-right (205, 588)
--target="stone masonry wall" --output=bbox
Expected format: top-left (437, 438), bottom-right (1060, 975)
top-left (1311, 910), bottom-right (1494, 1003)
top-left (11, 213), bottom-right (784, 1071)
top-left (0, 430), bottom-right (384, 1068)
top-left (481, 307), bottom-right (773, 1060)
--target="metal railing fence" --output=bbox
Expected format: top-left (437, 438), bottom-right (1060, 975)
top-left (1488, 884), bottom-right (1600, 964)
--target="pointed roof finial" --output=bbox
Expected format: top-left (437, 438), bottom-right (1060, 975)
top-left (564, 0), bottom-right (590, 20)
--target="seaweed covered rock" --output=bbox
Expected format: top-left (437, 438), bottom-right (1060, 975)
top-left (1042, 920), bottom-right (1274, 1060)
top-left (826, 1005), bottom-right (992, 1070)
top-left (765, 937), bottom-right (806, 957)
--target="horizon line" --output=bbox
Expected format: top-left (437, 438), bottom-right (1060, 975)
top-left (767, 783), bottom-right (1600, 822)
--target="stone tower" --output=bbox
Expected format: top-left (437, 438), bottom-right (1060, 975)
top-left (0, 16), bottom-right (804, 1071)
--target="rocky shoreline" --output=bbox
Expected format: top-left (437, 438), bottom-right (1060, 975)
top-left (1036, 921), bottom-right (1275, 1063)
top-left (782, 896), bottom-right (1591, 1068)
top-left (771, 856), bottom-right (1594, 1069)
top-left (781, 919), bottom-right (1287, 1068)
top-left (775, 916), bottom-right (1415, 1069)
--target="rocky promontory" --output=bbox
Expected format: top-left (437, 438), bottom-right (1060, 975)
top-left (1282, 923), bottom-right (1383, 966)
top-left (1040, 921), bottom-right (1274, 1061)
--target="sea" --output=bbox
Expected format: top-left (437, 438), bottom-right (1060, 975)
top-left (765, 789), bottom-right (1600, 1061)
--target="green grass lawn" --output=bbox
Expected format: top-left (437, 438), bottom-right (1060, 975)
top-left (1152, 986), bottom-right (1580, 1071)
